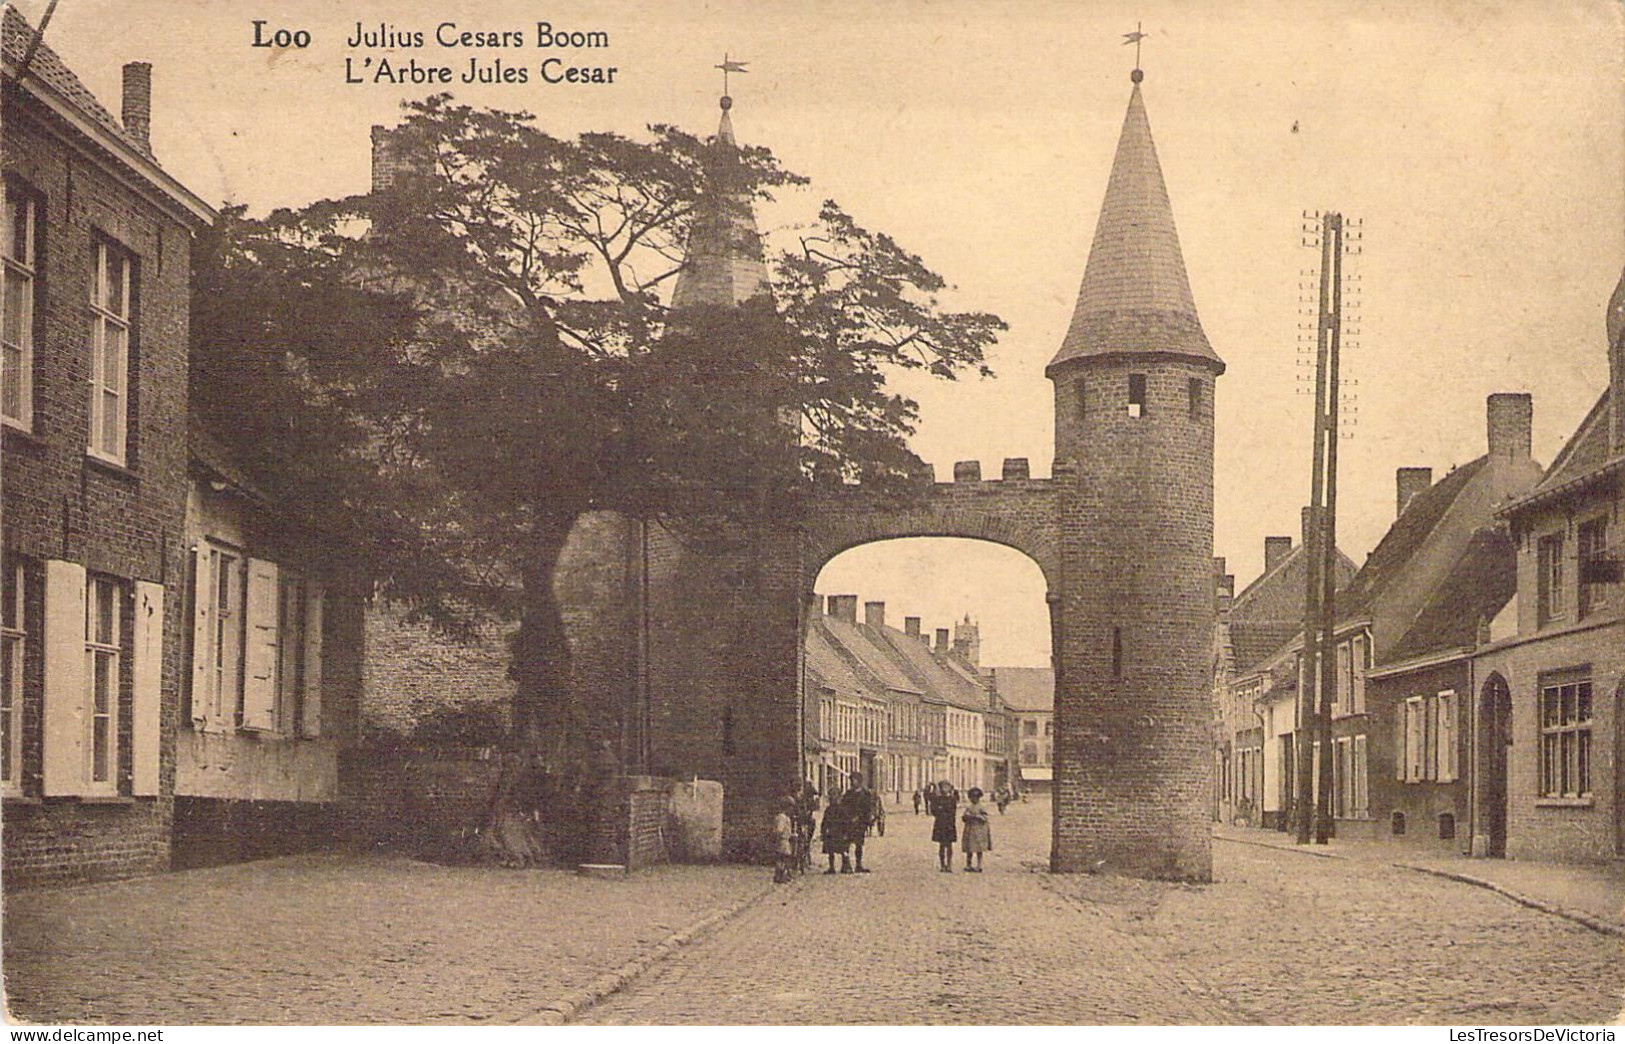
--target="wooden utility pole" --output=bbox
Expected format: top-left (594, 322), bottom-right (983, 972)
top-left (1314, 213), bottom-right (1345, 844)
top-left (1296, 211), bottom-right (1346, 845)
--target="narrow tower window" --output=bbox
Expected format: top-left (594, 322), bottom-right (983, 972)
top-left (1127, 374), bottom-right (1147, 418)
top-left (1189, 378), bottom-right (1203, 419)
top-left (1076, 378), bottom-right (1087, 421)
top-left (1110, 626), bottom-right (1123, 680)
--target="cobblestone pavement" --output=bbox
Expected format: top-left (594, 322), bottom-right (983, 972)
top-left (587, 798), bottom-right (1624, 1025)
top-left (3, 852), bottom-right (767, 1025)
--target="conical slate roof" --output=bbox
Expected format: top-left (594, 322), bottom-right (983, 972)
top-left (671, 96), bottom-right (770, 309)
top-left (1048, 77), bottom-right (1222, 373)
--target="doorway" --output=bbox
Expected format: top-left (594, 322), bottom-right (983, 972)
top-left (1480, 673), bottom-right (1511, 858)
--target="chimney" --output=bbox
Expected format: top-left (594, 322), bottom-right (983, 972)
top-left (1396, 467), bottom-right (1433, 518)
top-left (826, 594), bottom-right (858, 624)
top-left (121, 63), bottom-right (152, 152)
top-left (935, 628), bottom-right (950, 653)
top-left (1486, 392), bottom-right (1532, 461)
top-left (1264, 537), bottom-right (1293, 573)
top-left (904, 617), bottom-right (922, 637)
top-left (864, 601), bottom-right (886, 629)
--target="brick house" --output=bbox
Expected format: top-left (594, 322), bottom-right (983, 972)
top-left (2, 9), bottom-right (214, 886)
top-left (1470, 272), bottom-right (1624, 863)
top-left (1253, 396), bottom-right (1543, 843)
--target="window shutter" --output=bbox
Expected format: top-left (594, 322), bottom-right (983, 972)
top-left (42, 560), bottom-right (87, 796)
top-left (131, 581), bottom-right (163, 796)
top-left (1353, 735), bottom-right (1368, 816)
top-left (240, 559), bottom-right (279, 731)
top-left (190, 548), bottom-right (211, 727)
top-left (300, 583), bottom-right (324, 738)
top-left (1395, 705), bottom-right (1407, 782)
top-left (1449, 689), bottom-right (1462, 780)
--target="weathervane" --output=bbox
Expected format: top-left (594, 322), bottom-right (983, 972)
top-left (716, 53), bottom-right (748, 98)
top-left (1122, 22), bottom-right (1147, 82)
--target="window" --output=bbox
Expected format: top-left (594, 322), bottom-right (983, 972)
top-left (1076, 378), bottom-right (1087, 421)
top-left (1539, 677), bottom-right (1592, 798)
top-left (1188, 378), bottom-right (1202, 420)
top-left (1021, 742), bottom-right (1037, 765)
top-left (2, 184), bottom-right (38, 428)
top-left (1577, 517), bottom-right (1610, 619)
top-left (84, 575), bottom-right (122, 791)
top-left (1023, 719), bottom-right (1037, 738)
top-left (1043, 719), bottom-right (1054, 737)
top-left (1111, 626), bottom-right (1123, 679)
top-left (89, 240), bottom-right (133, 464)
top-left (1537, 532), bottom-right (1565, 625)
top-left (1, 557), bottom-right (25, 793)
top-left (1127, 374), bottom-right (1147, 418)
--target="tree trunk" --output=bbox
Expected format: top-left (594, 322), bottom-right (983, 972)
top-left (475, 511), bottom-right (618, 866)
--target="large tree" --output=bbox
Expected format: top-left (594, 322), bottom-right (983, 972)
top-left (193, 94), bottom-right (1004, 864)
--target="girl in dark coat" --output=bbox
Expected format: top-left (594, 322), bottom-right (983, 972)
top-left (929, 780), bottom-right (958, 872)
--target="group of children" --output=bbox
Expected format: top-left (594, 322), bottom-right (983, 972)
top-left (772, 776), bottom-right (995, 882)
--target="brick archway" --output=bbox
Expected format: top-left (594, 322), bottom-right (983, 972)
top-left (802, 462), bottom-right (1066, 591)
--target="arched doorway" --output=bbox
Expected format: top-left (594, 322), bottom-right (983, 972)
top-left (1478, 672), bottom-right (1512, 858)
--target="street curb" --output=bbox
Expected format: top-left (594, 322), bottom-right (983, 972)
top-left (1213, 833), bottom-right (1344, 859)
top-left (1393, 862), bottom-right (1625, 940)
top-left (531, 877), bottom-right (786, 1024)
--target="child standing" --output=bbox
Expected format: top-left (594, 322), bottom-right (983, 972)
top-left (961, 787), bottom-right (992, 872)
top-left (773, 796), bottom-right (796, 883)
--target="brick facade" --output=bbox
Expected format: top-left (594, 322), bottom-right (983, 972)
top-left (2, 23), bottom-right (212, 886)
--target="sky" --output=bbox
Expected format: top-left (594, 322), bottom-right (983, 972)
top-left (23, 0), bottom-right (1624, 667)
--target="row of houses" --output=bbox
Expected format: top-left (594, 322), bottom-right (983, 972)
top-left (1213, 286), bottom-right (1624, 864)
top-left (0, 8), bottom-right (375, 885)
top-left (802, 594), bottom-right (1054, 801)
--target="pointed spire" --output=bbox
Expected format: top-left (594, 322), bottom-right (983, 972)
top-left (672, 93), bottom-right (769, 309)
top-left (1048, 73), bottom-right (1223, 374)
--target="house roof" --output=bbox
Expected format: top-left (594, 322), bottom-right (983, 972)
top-left (988, 667), bottom-right (1053, 713)
top-left (3, 7), bottom-right (142, 153)
top-left (1048, 76), bottom-right (1222, 374)
top-left (1337, 455), bottom-right (1489, 621)
top-left (805, 623), bottom-right (875, 703)
top-left (1503, 390), bottom-right (1620, 517)
top-left (816, 615), bottom-right (921, 695)
top-left (1386, 526), bottom-right (1516, 663)
top-left (1230, 621), bottom-right (1303, 674)
top-left (2, 7), bottom-right (214, 225)
top-left (872, 626), bottom-right (989, 712)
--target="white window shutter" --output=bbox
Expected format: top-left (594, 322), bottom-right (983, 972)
top-left (42, 560), bottom-right (87, 796)
top-left (131, 581), bottom-right (163, 796)
top-left (190, 548), bottom-right (211, 726)
top-left (1439, 693), bottom-right (1456, 783)
top-left (240, 559), bottom-right (279, 731)
top-left (300, 583), bottom-right (324, 738)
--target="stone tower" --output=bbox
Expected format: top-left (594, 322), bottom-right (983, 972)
top-left (1046, 68), bottom-right (1224, 880)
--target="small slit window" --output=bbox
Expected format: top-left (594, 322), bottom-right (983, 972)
top-left (1110, 626), bottom-right (1123, 680)
top-left (1189, 378), bottom-right (1202, 419)
top-left (1127, 375), bottom-right (1147, 418)
top-left (1076, 378), bottom-right (1087, 421)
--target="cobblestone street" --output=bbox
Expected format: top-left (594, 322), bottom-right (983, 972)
top-left (4, 797), bottom-right (1621, 1025)
top-left (586, 797), bottom-right (1624, 1025)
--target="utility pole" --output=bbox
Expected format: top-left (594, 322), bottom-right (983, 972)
top-left (1296, 210), bottom-right (1361, 844)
